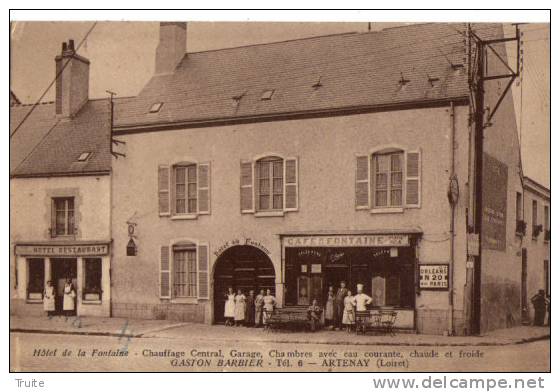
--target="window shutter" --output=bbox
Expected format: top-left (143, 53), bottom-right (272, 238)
top-left (50, 199), bottom-right (56, 237)
top-left (240, 160), bottom-right (254, 213)
top-left (405, 150), bottom-right (421, 207)
top-left (197, 243), bottom-right (209, 299)
top-left (284, 157), bottom-right (299, 211)
top-left (158, 165), bottom-right (171, 216)
top-left (197, 162), bottom-right (211, 215)
top-left (355, 155), bottom-right (370, 209)
top-left (159, 246), bottom-right (171, 299)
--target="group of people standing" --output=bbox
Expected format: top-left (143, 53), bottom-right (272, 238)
top-left (324, 281), bottom-right (373, 332)
top-left (223, 287), bottom-right (276, 327)
top-left (43, 278), bottom-right (76, 318)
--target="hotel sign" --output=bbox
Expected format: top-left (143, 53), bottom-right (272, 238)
top-left (15, 244), bottom-right (109, 257)
top-left (419, 264), bottom-right (449, 289)
top-left (283, 234), bottom-right (409, 248)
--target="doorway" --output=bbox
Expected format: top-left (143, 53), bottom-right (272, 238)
top-left (213, 246), bottom-right (275, 324)
top-left (50, 258), bottom-right (77, 315)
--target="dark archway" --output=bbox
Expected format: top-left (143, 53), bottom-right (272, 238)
top-left (213, 245), bottom-right (275, 324)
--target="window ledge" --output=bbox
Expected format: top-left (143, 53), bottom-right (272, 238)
top-left (370, 207), bottom-right (404, 214)
top-left (171, 297), bottom-right (198, 304)
top-left (82, 300), bottom-right (102, 305)
top-left (255, 211), bottom-right (285, 218)
top-left (170, 214), bottom-right (198, 221)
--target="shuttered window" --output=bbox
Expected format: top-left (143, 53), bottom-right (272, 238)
top-left (159, 246), bottom-right (171, 298)
top-left (241, 156), bottom-right (299, 214)
top-left (355, 148), bottom-right (421, 211)
top-left (158, 162), bottom-right (211, 218)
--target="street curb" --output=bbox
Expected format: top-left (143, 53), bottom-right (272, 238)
top-left (10, 328), bottom-right (142, 338)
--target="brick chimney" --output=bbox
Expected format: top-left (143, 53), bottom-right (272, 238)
top-left (55, 39), bottom-right (90, 117)
top-left (155, 22), bottom-right (187, 75)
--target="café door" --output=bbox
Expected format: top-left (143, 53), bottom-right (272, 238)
top-left (297, 275), bottom-right (323, 305)
top-left (51, 258), bottom-right (77, 315)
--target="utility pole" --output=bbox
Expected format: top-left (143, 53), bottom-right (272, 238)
top-left (468, 24), bottom-right (520, 335)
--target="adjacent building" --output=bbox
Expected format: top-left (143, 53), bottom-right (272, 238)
top-left (520, 176), bottom-right (550, 323)
top-left (10, 40), bottom-right (113, 317)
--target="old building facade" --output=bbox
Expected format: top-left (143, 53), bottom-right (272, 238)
top-left (10, 41), bottom-right (113, 317)
top-left (107, 22), bottom-right (529, 335)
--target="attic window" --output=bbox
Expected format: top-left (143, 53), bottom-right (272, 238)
top-left (77, 152), bottom-right (92, 162)
top-left (260, 90), bottom-right (275, 101)
top-left (149, 102), bottom-right (163, 113)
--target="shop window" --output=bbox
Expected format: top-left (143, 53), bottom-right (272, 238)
top-left (173, 248), bottom-right (197, 297)
top-left (256, 157), bottom-right (284, 211)
top-left (51, 197), bottom-right (75, 237)
top-left (84, 258), bottom-right (102, 301)
top-left (27, 258), bottom-right (44, 300)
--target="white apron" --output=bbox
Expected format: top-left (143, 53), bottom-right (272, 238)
top-left (43, 286), bottom-right (56, 312)
top-left (63, 284), bottom-right (76, 311)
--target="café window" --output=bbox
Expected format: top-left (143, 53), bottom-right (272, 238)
top-left (83, 258), bottom-right (102, 301)
top-left (373, 152), bottom-right (403, 207)
top-left (256, 157), bottom-right (284, 211)
top-left (52, 197), bottom-right (75, 236)
top-left (174, 164), bottom-right (197, 215)
top-left (27, 258), bottom-right (44, 300)
top-left (173, 247), bottom-right (197, 297)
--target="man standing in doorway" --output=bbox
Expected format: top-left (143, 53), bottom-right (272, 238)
top-left (334, 281), bottom-right (348, 330)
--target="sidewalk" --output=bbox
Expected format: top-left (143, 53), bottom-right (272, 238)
top-left (10, 315), bottom-right (550, 346)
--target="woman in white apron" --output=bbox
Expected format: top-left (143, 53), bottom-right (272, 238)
top-left (63, 279), bottom-right (76, 319)
top-left (234, 289), bottom-right (246, 326)
top-left (325, 286), bottom-right (335, 329)
top-left (43, 280), bottom-right (56, 317)
top-left (224, 287), bottom-right (235, 326)
top-left (342, 290), bottom-right (356, 332)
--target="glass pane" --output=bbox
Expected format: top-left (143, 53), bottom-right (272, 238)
top-left (175, 167), bottom-right (186, 184)
top-left (376, 155), bottom-right (389, 172)
top-left (259, 195), bottom-right (270, 210)
top-left (273, 178), bottom-right (283, 193)
top-left (273, 194), bottom-right (283, 210)
top-left (376, 191), bottom-right (387, 207)
top-left (376, 173), bottom-right (387, 188)
top-left (56, 210), bottom-right (66, 234)
top-left (176, 184), bottom-right (185, 198)
top-left (391, 189), bottom-right (402, 206)
top-left (258, 162), bottom-right (270, 179)
top-left (187, 165), bottom-right (197, 182)
top-left (391, 172), bottom-right (402, 187)
top-left (259, 179), bottom-right (270, 194)
top-left (68, 210), bottom-right (75, 234)
top-left (391, 153), bottom-right (402, 171)
top-left (188, 183), bottom-right (197, 198)
top-left (273, 160), bottom-right (283, 177)
top-left (176, 199), bottom-right (185, 214)
top-left (188, 199), bottom-right (197, 213)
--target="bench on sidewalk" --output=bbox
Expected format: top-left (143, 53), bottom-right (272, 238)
top-left (356, 310), bottom-right (398, 336)
top-left (264, 307), bottom-right (321, 332)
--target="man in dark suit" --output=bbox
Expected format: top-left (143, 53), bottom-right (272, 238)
top-left (334, 281), bottom-right (348, 330)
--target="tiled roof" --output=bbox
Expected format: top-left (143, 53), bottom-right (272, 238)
top-left (10, 99), bottom-right (112, 177)
top-left (114, 23), bottom-right (475, 130)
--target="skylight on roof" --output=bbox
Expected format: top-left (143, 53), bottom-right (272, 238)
top-left (149, 102), bottom-right (164, 113)
top-left (260, 90), bottom-right (275, 101)
top-left (77, 152), bottom-right (92, 162)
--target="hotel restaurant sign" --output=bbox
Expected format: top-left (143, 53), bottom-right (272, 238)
top-left (283, 234), bottom-right (409, 248)
top-left (15, 243), bottom-right (110, 257)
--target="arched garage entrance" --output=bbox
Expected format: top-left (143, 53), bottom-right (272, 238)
top-left (213, 245), bottom-right (275, 324)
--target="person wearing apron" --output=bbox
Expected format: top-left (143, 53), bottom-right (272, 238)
top-left (63, 279), bottom-right (76, 319)
top-left (43, 280), bottom-right (56, 317)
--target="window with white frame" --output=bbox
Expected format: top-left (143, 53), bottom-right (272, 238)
top-left (256, 157), bottom-right (284, 211)
top-left (373, 151), bottom-right (403, 207)
top-left (355, 148), bottom-right (421, 211)
top-left (173, 247), bottom-right (197, 297)
top-left (174, 164), bottom-right (197, 214)
top-left (52, 197), bottom-right (75, 236)
top-left (240, 156), bottom-right (299, 214)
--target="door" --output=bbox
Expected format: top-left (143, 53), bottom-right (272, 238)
top-left (324, 265), bottom-right (348, 298)
top-left (51, 258), bottom-right (77, 315)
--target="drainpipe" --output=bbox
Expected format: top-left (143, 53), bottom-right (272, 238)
top-left (448, 102), bottom-right (457, 336)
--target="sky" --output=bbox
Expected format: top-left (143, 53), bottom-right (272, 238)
top-left (10, 21), bottom-right (550, 187)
